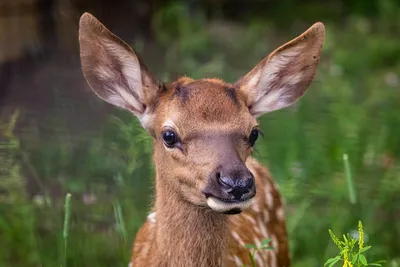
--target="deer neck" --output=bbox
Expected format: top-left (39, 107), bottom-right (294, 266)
top-left (153, 173), bottom-right (229, 267)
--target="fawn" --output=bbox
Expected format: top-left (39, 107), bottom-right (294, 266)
top-left (78, 13), bottom-right (325, 267)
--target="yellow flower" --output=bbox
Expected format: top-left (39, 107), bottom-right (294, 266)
top-left (343, 249), bottom-right (353, 267)
top-left (329, 229), bottom-right (343, 250)
top-left (358, 220), bottom-right (364, 249)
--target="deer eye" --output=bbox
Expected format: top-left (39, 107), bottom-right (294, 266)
top-left (249, 129), bottom-right (259, 147)
top-left (162, 130), bottom-right (178, 148)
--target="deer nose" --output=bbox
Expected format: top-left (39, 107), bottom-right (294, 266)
top-left (216, 171), bottom-right (255, 200)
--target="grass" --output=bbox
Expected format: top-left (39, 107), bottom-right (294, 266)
top-left (1, 2), bottom-right (400, 266)
top-left (343, 154), bottom-right (357, 205)
top-left (62, 193), bottom-right (72, 267)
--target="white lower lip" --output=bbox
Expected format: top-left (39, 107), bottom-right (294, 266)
top-left (206, 197), bottom-right (254, 213)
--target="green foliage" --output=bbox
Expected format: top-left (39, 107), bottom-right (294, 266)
top-left (244, 238), bottom-right (275, 267)
top-left (325, 221), bottom-right (386, 267)
top-left (0, 110), bottom-right (42, 266)
top-left (1, 111), bottom-right (153, 266)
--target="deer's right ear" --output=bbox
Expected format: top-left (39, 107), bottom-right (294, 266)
top-left (78, 13), bottom-right (163, 128)
top-left (235, 22), bottom-right (325, 117)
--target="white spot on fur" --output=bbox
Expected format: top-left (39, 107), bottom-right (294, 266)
top-left (265, 191), bottom-right (273, 209)
top-left (253, 226), bottom-right (261, 235)
top-left (263, 210), bottom-right (270, 222)
top-left (270, 252), bottom-right (277, 267)
top-left (271, 234), bottom-right (279, 253)
top-left (147, 212), bottom-right (156, 223)
top-left (233, 255), bottom-right (243, 266)
top-left (207, 197), bottom-right (254, 213)
top-left (253, 237), bottom-right (262, 248)
top-left (243, 214), bottom-right (257, 225)
top-left (141, 242), bottom-right (150, 257)
top-left (231, 231), bottom-right (245, 247)
top-left (257, 217), bottom-right (268, 237)
top-left (254, 253), bottom-right (263, 266)
top-left (252, 200), bottom-right (260, 212)
top-left (276, 206), bottom-right (285, 221)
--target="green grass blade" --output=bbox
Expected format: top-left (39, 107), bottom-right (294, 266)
top-left (343, 153), bottom-right (357, 204)
top-left (62, 193), bottom-right (72, 267)
top-left (113, 201), bottom-right (127, 243)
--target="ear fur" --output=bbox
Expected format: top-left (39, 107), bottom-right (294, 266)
top-left (236, 22), bottom-right (325, 117)
top-left (78, 12), bottom-right (163, 128)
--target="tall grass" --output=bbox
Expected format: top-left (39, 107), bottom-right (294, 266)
top-left (62, 193), bottom-right (72, 267)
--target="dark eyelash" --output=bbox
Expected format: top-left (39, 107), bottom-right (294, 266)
top-left (258, 129), bottom-right (264, 138)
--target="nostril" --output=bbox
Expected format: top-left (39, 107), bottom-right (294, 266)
top-left (218, 176), bottom-right (254, 190)
top-left (244, 177), bottom-right (254, 188)
top-left (216, 172), bottom-right (221, 180)
top-left (218, 176), bottom-right (234, 190)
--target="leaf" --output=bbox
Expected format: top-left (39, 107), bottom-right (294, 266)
top-left (324, 256), bottom-right (341, 267)
top-left (343, 234), bottom-right (349, 245)
top-left (359, 254), bottom-right (368, 266)
top-left (324, 257), bottom-right (336, 266)
top-left (370, 260), bottom-right (386, 266)
top-left (261, 246), bottom-right (274, 250)
top-left (245, 244), bottom-right (257, 249)
top-left (359, 246), bottom-right (372, 253)
top-left (261, 238), bottom-right (272, 246)
top-left (329, 257), bottom-right (341, 267)
top-left (352, 253), bottom-right (359, 264)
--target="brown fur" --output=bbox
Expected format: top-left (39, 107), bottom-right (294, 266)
top-left (132, 155), bottom-right (290, 267)
top-left (78, 13), bottom-right (325, 267)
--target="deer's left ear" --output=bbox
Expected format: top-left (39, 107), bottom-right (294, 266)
top-left (236, 22), bottom-right (325, 117)
top-left (78, 12), bottom-right (163, 129)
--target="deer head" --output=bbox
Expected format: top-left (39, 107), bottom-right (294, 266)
top-left (79, 13), bottom-right (325, 214)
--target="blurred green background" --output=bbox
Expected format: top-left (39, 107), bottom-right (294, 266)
top-left (1, 0), bottom-right (399, 266)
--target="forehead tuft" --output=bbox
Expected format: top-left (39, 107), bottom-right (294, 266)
top-left (170, 79), bottom-right (241, 103)
top-left (150, 77), bottom-right (257, 134)
top-left (166, 79), bottom-right (245, 121)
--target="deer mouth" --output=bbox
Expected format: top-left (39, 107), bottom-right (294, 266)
top-left (205, 195), bottom-right (254, 213)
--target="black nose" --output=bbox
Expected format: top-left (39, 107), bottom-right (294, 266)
top-left (216, 171), bottom-right (255, 200)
